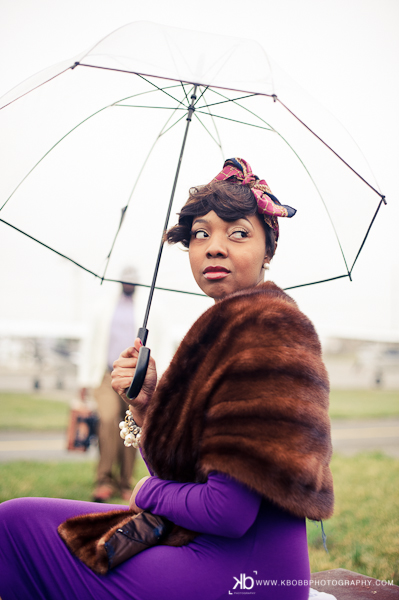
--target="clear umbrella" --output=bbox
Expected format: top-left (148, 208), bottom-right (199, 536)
top-left (0, 21), bottom-right (386, 396)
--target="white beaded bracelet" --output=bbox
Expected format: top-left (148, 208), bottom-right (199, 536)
top-left (119, 409), bottom-right (142, 448)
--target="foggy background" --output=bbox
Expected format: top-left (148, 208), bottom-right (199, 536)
top-left (0, 0), bottom-right (398, 390)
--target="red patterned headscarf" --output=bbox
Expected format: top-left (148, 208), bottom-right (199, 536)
top-left (211, 158), bottom-right (296, 240)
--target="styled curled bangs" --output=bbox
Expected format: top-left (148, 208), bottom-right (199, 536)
top-left (165, 180), bottom-right (277, 258)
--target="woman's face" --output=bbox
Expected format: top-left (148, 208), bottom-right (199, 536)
top-left (188, 210), bottom-right (268, 301)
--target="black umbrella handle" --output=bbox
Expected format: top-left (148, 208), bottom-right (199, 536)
top-left (126, 327), bottom-right (150, 400)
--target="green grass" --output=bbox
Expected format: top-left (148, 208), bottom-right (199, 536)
top-left (307, 452), bottom-right (399, 584)
top-left (0, 453), bottom-right (397, 583)
top-left (1, 389), bottom-right (398, 432)
top-left (0, 392), bottom-right (68, 430)
top-left (0, 458), bottom-right (149, 505)
top-left (329, 389), bottom-right (399, 419)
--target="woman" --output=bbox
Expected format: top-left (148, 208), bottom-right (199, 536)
top-left (0, 158), bottom-right (333, 600)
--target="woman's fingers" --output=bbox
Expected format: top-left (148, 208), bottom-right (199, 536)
top-left (113, 375), bottom-right (136, 387)
top-left (119, 346), bottom-right (136, 358)
top-left (112, 378), bottom-right (133, 398)
top-left (111, 338), bottom-right (157, 414)
top-left (113, 358), bottom-right (138, 372)
top-left (112, 364), bottom-right (137, 380)
top-left (118, 338), bottom-right (142, 358)
top-left (129, 476), bottom-right (151, 512)
top-left (133, 337), bottom-right (143, 352)
top-left (113, 339), bottom-right (143, 369)
top-left (112, 341), bottom-right (141, 396)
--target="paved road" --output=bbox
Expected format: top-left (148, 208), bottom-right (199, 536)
top-left (0, 418), bottom-right (398, 461)
top-left (330, 417), bottom-right (399, 458)
top-left (0, 430), bottom-right (99, 462)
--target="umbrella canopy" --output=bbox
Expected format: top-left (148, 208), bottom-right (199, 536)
top-left (0, 21), bottom-right (276, 105)
top-left (0, 21), bottom-right (385, 295)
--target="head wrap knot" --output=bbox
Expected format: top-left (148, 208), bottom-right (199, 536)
top-left (211, 158), bottom-right (296, 240)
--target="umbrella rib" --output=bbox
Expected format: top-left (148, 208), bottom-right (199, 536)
top-left (275, 97), bottom-right (386, 200)
top-left (111, 83), bottom-right (182, 104)
top-left (159, 112), bottom-right (189, 137)
top-left (74, 63), bottom-right (280, 100)
top-left (113, 104), bottom-right (187, 110)
top-left (193, 113), bottom-right (222, 150)
top-left (349, 197), bottom-right (385, 275)
top-left (0, 86), bottom-right (182, 213)
top-left (0, 103), bottom-right (108, 213)
top-left (195, 93), bottom-right (258, 110)
top-left (205, 87), bottom-right (352, 276)
top-left (156, 86), bottom-right (195, 139)
top-left (283, 274), bottom-right (349, 291)
top-left (0, 217), bottom-right (206, 297)
top-left (0, 213), bottom-right (352, 294)
top-left (77, 64), bottom-right (189, 109)
top-left (194, 110), bottom-right (272, 131)
top-left (180, 82), bottom-right (190, 104)
top-left (100, 92), bottom-right (191, 282)
top-left (0, 217), bottom-right (354, 294)
top-left (193, 86), bottom-right (209, 106)
top-left (0, 217), bottom-right (101, 278)
top-left (0, 66), bottom-right (72, 111)
top-left (197, 88), bottom-right (224, 157)
top-left (103, 278), bottom-right (206, 297)
top-left (135, 73), bottom-right (189, 108)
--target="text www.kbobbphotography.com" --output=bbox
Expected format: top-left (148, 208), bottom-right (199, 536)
top-left (229, 573), bottom-right (395, 594)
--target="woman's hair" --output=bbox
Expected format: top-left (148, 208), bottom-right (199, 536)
top-left (165, 180), bottom-right (277, 258)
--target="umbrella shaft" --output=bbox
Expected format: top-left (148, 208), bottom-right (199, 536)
top-left (142, 85), bottom-right (198, 330)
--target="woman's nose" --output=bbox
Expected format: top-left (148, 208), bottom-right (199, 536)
top-left (205, 234), bottom-right (228, 257)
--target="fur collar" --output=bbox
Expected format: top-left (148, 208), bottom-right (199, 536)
top-left (143, 281), bottom-right (334, 521)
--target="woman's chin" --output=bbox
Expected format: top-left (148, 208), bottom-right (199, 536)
top-left (201, 279), bottom-right (253, 302)
top-left (199, 280), bottom-right (231, 301)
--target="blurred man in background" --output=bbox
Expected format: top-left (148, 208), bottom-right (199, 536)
top-left (79, 267), bottom-right (137, 502)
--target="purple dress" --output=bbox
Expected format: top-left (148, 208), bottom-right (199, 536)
top-left (0, 472), bottom-right (310, 599)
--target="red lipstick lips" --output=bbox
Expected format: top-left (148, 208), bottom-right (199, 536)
top-left (203, 266), bottom-right (230, 280)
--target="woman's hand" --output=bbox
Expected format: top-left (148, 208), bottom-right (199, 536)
top-left (129, 476), bottom-right (152, 513)
top-left (111, 338), bottom-right (157, 425)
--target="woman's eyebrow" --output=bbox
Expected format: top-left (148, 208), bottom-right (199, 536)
top-left (192, 216), bottom-right (254, 229)
top-left (232, 216), bottom-right (254, 230)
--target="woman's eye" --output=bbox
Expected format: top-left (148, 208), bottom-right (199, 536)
top-left (191, 230), bottom-right (208, 239)
top-left (230, 230), bottom-right (249, 239)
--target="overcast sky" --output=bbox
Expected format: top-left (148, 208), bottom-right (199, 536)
top-left (0, 0), bottom-right (398, 348)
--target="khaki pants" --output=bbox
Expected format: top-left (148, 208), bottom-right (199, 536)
top-left (94, 371), bottom-right (136, 491)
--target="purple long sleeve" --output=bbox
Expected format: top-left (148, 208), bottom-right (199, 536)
top-left (135, 471), bottom-right (261, 538)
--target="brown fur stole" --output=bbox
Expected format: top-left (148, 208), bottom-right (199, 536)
top-left (59, 281), bottom-right (333, 565)
top-left (143, 281), bottom-right (334, 525)
top-left (57, 509), bottom-right (193, 574)
top-left (58, 509), bottom-right (136, 575)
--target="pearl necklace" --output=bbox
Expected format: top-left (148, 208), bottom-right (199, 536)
top-left (119, 409), bottom-right (142, 448)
